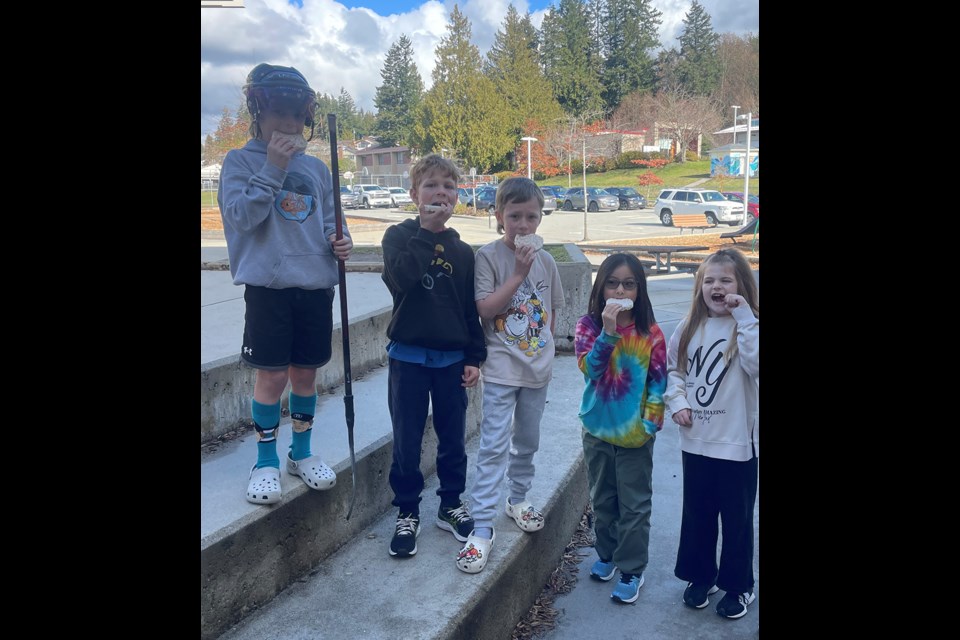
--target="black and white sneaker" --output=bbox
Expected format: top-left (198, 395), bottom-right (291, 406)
top-left (389, 513), bottom-right (420, 557)
top-left (716, 591), bottom-right (756, 619)
top-left (683, 582), bottom-right (720, 609)
top-left (436, 501), bottom-right (474, 542)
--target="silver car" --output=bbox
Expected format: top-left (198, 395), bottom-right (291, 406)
top-left (352, 184), bottom-right (392, 209)
top-left (560, 187), bottom-right (619, 212)
top-left (539, 187), bottom-right (556, 215)
top-left (387, 187), bottom-right (412, 208)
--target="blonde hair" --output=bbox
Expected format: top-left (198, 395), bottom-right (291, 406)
top-left (409, 153), bottom-right (460, 189)
top-left (676, 249), bottom-right (759, 373)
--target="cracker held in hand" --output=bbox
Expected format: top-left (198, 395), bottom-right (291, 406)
top-left (514, 233), bottom-right (544, 251)
top-left (272, 131), bottom-right (308, 151)
top-left (605, 298), bottom-right (634, 310)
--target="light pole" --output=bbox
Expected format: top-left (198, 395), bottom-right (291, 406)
top-left (737, 112), bottom-right (752, 225)
top-left (520, 136), bottom-right (538, 180)
top-left (731, 105), bottom-right (740, 146)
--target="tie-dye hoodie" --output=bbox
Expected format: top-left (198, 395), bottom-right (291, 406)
top-left (575, 315), bottom-right (667, 448)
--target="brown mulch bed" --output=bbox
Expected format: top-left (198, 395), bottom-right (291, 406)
top-left (511, 504), bottom-right (595, 640)
top-left (202, 207), bottom-right (371, 231)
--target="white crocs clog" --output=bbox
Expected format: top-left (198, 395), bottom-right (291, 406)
top-left (456, 530), bottom-right (496, 574)
top-left (246, 466), bottom-right (281, 504)
top-left (286, 454), bottom-right (336, 490)
top-left (506, 499), bottom-right (544, 532)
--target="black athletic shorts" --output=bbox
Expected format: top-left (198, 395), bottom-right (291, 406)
top-left (241, 285), bottom-right (334, 370)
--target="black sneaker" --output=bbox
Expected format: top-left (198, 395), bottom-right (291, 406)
top-left (683, 582), bottom-right (720, 609)
top-left (436, 501), bottom-right (474, 542)
top-left (389, 513), bottom-right (420, 557)
top-left (716, 590), bottom-right (756, 619)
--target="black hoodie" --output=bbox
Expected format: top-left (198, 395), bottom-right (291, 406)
top-left (381, 217), bottom-right (486, 368)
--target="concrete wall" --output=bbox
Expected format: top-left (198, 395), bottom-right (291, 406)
top-left (553, 243), bottom-right (593, 353)
top-left (200, 308), bottom-right (393, 444)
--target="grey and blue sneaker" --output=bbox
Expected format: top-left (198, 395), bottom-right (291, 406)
top-left (611, 572), bottom-right (644, 604)
top-left (590, 558), bottom-right (616, 581)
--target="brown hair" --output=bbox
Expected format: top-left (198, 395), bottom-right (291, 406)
top-left (495, 177), bottom-right (544, 234)
top-left (676, 248), bottom-right (759, 373)
top-left (409, 153), bottom-right (461, 189)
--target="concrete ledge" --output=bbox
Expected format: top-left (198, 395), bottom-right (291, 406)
top-left (201, 369), bottom-right (483, 640)
top-left (200, 308), bottom-right (393, 443)
top-left (207, 353), bottom-right (589, 640)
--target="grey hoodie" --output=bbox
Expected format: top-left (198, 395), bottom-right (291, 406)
top-left (218, 138), bottom-right (350, 290)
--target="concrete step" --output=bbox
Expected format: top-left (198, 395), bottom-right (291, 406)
top-left (209, 353), bottom-right (590, 640)
top-left (201, 363), bottom-right (483, 639)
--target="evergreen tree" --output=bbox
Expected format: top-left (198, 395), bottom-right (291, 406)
top-left (540, 0), bottom-right (605, 117)
top-left (411, 4), bottom-right (513, 171)
top-left (674, 1), bottom-right (721, 96)
top-left (486, 5), bottom-right (563, 143)
top-left (600, 0), bottom-right (662, 112)
top-left (373, 35), bottom-right (424, 147)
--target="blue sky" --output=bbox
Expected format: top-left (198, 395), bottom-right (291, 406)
top-left (201, 0), bottom-right (759, 142)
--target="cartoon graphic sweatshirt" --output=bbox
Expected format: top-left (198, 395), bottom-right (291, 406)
top-left (664, 305), bottom-right (759, 461)
top-left (218, 138), bottom-right (348, 290)
top-left (575, 315), bottom-right (667, 448)
top-left (381, 217), bottom-right (486, 368)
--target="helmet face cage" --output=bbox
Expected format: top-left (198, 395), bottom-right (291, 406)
top-left (244, 65), bottom-right (318, 141)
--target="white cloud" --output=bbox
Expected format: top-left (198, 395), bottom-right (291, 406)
top-left (201, 0), bottom-right (758, 142)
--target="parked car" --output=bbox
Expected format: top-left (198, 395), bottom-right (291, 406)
top-left (352, 183), bottom-right (392, 209)
top-left (542, 186), bottom-right (567, 202)
top-left (467, 186), bottom-right (497, 212)
top-left (458, 187), bottom-right (472, 205)
top-left (560, 187), bottom-right (619, 212)
top-left (654, 188), bottom-right (744, 227)
top-left (387, 187), bottom-right (412, 208)
top-left (721, 192), bottom-right (760, 222)
top-left (539, 187), bottom-right (556, 215)
top-left (603, 187), bottom-right (647, 210)
top-left (339, 185), bottom-right (358, 209)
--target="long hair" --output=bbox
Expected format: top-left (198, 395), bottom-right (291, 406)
top-left (676, 248), bottom-right (759, 373)
top-left (587, 253), bottom-right (655, 335)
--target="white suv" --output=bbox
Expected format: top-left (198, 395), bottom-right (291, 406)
top-left (654, 188), bottom-right (745, 226)
top-left (352, 184), bottom-right (392, 209)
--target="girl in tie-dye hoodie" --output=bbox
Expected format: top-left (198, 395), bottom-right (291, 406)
top-left (574, 253), bottom-right (667, 604)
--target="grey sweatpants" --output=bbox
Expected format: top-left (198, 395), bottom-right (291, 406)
top-left (467, 381), bottom-right (548, 530)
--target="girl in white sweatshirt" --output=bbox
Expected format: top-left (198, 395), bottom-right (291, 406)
top-left (665, 249), bottom-right (759, 620)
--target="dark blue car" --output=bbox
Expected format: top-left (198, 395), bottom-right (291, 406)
top-left (604, 187), bottom-right (647, 210)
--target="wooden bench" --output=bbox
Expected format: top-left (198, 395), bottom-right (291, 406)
top-left (578, 244), bottom-right (709, 274)
top-left (671, 214), bottom-right (716, 234)
top-left (720, 217), bottom-right (758, 243)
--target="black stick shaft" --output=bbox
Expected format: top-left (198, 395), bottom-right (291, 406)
top-left (326, 113), bottom-right (358, 520)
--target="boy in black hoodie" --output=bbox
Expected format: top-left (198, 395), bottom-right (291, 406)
top-left (380, 154), bottom-right (487, 558)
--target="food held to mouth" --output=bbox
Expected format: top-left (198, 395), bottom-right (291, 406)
top-left (423, 204), bottom-right (445, 213)
top-left (606, 298), bottom-right (634, 310)
top-left (514, 233), bottom-right (544, 250)
top-left (272, 131), bottom-right (308, 150)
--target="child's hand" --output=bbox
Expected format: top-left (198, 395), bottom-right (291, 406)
top-left (461, 365), bottom-right (480, 388)
top-left (328, 234), bottom-right (352, 261)
top-left (601, 301), bottom-right (622, 336)
top-left (513, 244), bottom-right (536, 279)
top-left (673, 409), bottom-right (692, 427)
top-left (266, 131), bottom-right (300, 170)
top-left (724, 294), bottom-right (747, 310)
top-left (419, 203), bottom-right (452, 233)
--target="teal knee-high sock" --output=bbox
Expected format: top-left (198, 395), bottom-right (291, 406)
top-left (252, 399), bottom-right (281, 469)
top-left (289, 391), bottom-right (317, 461)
